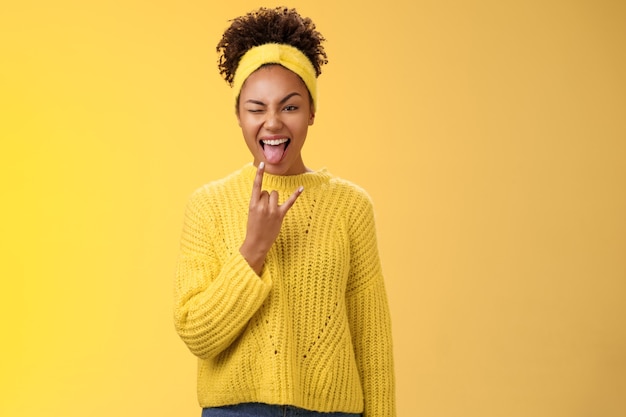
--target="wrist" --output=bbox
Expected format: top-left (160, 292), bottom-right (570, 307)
top-left (239, 241), bottom-right (266, 276)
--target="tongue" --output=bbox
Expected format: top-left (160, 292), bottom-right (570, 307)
top-left (263, 143), bottom-right (287, 164)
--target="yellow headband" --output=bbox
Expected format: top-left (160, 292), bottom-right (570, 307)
top-left (232, 43), bottom-right (317, 110)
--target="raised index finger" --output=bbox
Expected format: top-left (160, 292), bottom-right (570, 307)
top-left (250, 161), bottom-right (265, 202)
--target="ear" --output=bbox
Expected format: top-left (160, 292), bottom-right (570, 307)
top-left (308, 111), bottom-right (315, 126)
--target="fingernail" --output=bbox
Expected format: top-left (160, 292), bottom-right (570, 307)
top-left (298, 186), bottom-right (304, 193)
top-left (259, 162), bottom-right (265, 170)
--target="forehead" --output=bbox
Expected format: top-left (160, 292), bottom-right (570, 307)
top-left (240, 64), bottom-right (309, 99)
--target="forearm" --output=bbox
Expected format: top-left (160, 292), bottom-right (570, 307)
top-left (174, 251), bottom-right (272, 359)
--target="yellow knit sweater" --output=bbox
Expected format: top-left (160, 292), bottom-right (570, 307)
top-left (174, 164), bottom-right (395, 416)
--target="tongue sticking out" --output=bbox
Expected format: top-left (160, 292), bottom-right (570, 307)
top-left (263, 143), bottom-right (287, 164)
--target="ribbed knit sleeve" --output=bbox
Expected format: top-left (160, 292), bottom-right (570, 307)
top-left (345, 190), bottom-right (396, 417)
top-left (173, 185), bottom-right (272, 360)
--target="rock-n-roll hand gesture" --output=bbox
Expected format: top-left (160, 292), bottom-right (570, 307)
top-left (239, 162), bottom-right (304, 275)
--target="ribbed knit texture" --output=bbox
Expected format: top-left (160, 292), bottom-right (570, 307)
top-left (174, 164), bottom-right (396, 417)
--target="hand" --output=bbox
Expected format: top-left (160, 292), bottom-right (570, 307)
top-left (239, 162), bottom-right (303, 275)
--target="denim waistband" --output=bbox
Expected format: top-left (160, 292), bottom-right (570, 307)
top-left (201, 402), bottom-right (362, 417)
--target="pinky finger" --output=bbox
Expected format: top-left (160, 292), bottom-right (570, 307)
top-left (281, 186), bottom-right (304, 213)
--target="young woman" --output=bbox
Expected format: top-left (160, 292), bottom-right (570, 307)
top-left (174, 7), bottom-right (396, 417)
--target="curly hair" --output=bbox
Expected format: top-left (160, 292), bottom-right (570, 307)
top-left (216, 6), bottom-right (328, 85)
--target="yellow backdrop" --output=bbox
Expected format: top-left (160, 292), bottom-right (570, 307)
top-left (2, 1), bottom-right (625, 416)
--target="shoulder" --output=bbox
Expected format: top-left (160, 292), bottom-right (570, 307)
top-left (190, 167), bottom-right (248, 198)
top-left (321, 175), bottom-right (377, 226)
top-left (186, 167), bottom-right (249, 212)
top-left (327, 176), bottom-right (375, 209)
top-left (324, 176), bottom-right (380, 246)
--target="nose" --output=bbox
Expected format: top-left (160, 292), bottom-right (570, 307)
top-left (264, 110), bottom-right (283, 130)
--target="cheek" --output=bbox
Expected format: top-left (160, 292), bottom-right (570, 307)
top-left (240, 120), bottom-right (262, 143)
top-left (238, 117), bottom-right (254, 134)
top-left (297, 118), bottom-right (312, 134)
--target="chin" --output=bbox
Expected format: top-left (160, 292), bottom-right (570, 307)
top-left (264, 163), bottom-right (287, 175)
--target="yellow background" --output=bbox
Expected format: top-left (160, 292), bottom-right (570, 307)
top-left (2, 0), bottom-right (625, 416)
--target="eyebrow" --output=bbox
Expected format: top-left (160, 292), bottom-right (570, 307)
top-left (245, 92), bottom-right (302, 106)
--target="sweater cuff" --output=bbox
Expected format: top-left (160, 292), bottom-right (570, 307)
top-left (219, 250), bottom-right (273, 302)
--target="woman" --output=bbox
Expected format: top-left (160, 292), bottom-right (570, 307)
top-left (174, 7), bottom-right (396, 417)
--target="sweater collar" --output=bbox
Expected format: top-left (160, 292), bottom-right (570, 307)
top-left (241, 163), bottom-right (332, 191)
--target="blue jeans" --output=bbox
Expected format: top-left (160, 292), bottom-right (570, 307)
top-left (201, 403), bottom-right (361, 417)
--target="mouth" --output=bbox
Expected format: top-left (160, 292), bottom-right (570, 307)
top-left (260, 137), bottom-right (290, 164)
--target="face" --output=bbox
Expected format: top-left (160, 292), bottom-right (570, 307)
top-left (237, 64), bottom-right (315, 176)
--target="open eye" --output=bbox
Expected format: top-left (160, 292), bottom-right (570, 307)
top-left (283, 105), bottom-right (298, 111)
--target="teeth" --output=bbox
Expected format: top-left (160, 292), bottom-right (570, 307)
top-left (262, 138), bottom-right (289, 146)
